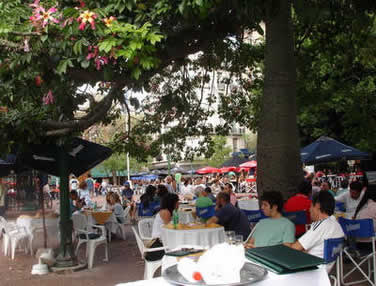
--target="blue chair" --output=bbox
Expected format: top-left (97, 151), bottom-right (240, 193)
top-left (335, 202), bottom-right (346, 212)
top-left (241, 209), bottom-right (266, 224)
top-left (338, 217), bottom-right (376, 285)
top-left (324, 238), bottom-right (345, 286)
top-left (196, 205), bottom-right (215, 219)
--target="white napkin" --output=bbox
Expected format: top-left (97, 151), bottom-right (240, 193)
top-left (176, 243), bottom-right (245, 285)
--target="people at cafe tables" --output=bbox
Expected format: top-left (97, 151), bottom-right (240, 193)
top-left (165, 175), bottom-right (176, 193)
top-left (206, 192), bottom-right (250, 240)
top-left (285, 191), bottom-right (344, 259)
top-left (335, 181), bottom-right (364, 219)
top-left (78, 181), bottom-right (92, 206)
top-left (70, 190), bottom-right (81, 215)
top-left (353, 185), bottom-right (376, 251)
top-left (335, 179), bottom-right (349, 197)
top-left (245, 191), bottom-right (295, 248)
top-left (109, 193), bottom-right (125, 223)
top-left (320, 181), bottom-right (336, 197)
top-left (204, 186), bottom-right (216, 203)
top-left (284, 180), bottom-right (312, 237)
top-left (151, 193), bottom-right (180, 239)
top-left (121, 181), bottom-right (134, 203)
top-left (223, 183), bottom-right (238, 207)
top-left (195, 186), bottom-right (214, 208)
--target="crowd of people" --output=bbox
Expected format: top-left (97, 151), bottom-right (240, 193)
top-left (66, 168), bottom-right (376, 264)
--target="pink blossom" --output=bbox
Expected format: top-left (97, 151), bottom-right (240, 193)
top-left (29, 2), bottom-right (60, 28)
top-left (95, 56), bottom-right (109, 70)
top-left (42, 90), bottom-right (55, 105)
top-left (77, 10), bottom-right (97, 30)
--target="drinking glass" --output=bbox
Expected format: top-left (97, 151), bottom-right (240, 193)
top-left (234, 235), bottom-right (243, 245)
top-left (225, 231), bottom-right (236, 244)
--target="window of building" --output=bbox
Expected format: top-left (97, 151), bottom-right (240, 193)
top-left (232, 138), bottom-right (238, 152)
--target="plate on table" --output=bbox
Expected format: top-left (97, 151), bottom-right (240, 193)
top-left (162, 262), bottom-right (267, 286)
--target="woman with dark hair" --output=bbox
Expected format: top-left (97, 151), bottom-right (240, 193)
top-left (353, 185), bottom-right (376, 246)
top-left (151, 193), bottom-right (179, 239)
top-left (140, 185), bottom-right (157, 208)
top-left (156, 184), bottom-right (169, 200)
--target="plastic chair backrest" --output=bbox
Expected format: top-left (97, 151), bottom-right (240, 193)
top-left (241, 209), bottom-right (266, 223)
top-left (283, 211), bottom-right (308, 225)
top-left (338, 217), bottom-right (375, 238)
top-left (335, 202), bottom-right (346, 212)
top-left (131, 226), bottom-right (145, 257)
top-left (196, 205), bottom-right (215, 219)
top-left (72, 213), bottom-right (88, 231)
top-left (324, 237), bottom-right (345, 263)
top-left (138, 218), bottom-right (154, 240)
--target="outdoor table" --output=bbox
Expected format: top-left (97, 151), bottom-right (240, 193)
top-left (83, 210), bottom-right (118, 235)
top-left (161, 223), bottom-right (225, 250)
top-left (115, 267), bottom-right (330, 286)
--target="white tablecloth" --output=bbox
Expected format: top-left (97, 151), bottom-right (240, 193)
top-left (161, 226), bottom-right (225, 250)
top-left (238, 199), bottom-right (259, 210)
top-left (115, 268), bottom-right (330, 286)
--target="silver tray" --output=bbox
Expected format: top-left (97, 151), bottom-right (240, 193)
top-left (162, 262), bottom-right (268, 286)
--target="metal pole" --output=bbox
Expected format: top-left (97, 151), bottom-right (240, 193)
top-left (127, 152), bottom-right (130, 181)
top-left (55, 146), bottom-right (76, 267)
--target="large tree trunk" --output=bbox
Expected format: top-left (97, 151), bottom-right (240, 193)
top-left (257, 0), bottom-right (303, 199)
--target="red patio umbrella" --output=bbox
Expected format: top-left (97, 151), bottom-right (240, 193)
top-left (239, 160), bottom-right (257, 168)
top-left (220, 166), bottom-right (237, 173)
top-left (196, 166), bottom-right (221, 174)
top-left (235, 167), bottom-right (250, 173)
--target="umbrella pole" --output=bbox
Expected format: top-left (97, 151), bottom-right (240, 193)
top-left (55, 148), bottom-right (76, 268)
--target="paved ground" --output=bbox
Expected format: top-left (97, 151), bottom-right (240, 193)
top-left (0, 225), bottom-right (146, 286)
top-left (0, 195), bottom-right (371, 286)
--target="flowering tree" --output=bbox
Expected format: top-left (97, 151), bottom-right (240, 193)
top-left (0, 0), bottom-right (261, 155)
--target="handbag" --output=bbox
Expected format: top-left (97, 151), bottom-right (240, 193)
top-left (144, 238), bottom-right (165, 261)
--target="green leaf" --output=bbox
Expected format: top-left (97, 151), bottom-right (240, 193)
top-left (147, 33), bottom-right (163, 45)
top-left (56, 59), bottom-right (73, 74)
top-left (80, 60), bottom-right (90, 69)
top-left (131, 67), bottom-right (142, 80)
top-left (41, 35), bottom-right (48, 42)
top-left (73, 40), bottom-right (82, 55)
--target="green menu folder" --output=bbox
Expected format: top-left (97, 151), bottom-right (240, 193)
top-left (245, 245), bottom-right (325, 274)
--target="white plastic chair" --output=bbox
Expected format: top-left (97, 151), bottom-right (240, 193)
top-left (138, 218), bottom-right (154, 241)
top-left (72, 213), bottom-right (109, 269)
top-left (113, 206), bottom-right (131, 240)
top-left (131, 226), bottom-right (165, 280)
top-left (2, 219), bottom-right (31, 259)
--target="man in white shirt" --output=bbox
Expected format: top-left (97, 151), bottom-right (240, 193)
top-left (69, 176), bottom-right (78, 191)
top-left (286, 191), bottom-right (344, 259)
top-left (336, 181), bottom-right (364, 219)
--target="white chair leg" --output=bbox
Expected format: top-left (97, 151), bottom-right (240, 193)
top-left (88, 244), bottom-right (95, 269)
top-left (3, 236), bottom-right (9, 256)
top-left (11, 238), bottom-right (17, 260)
top-left (104, 243), bottom-right (109, 262)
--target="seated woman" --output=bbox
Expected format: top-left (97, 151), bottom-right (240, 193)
top-left (245, 191), bottom-right (295, 248)
top-left (151, 193), bottom-right (179, 239)
top-left (109, 193), bottom-right (125, 223)
top-left (354, 185), bottom-right (376, 251)
top-left (102, 191), bottom-right (114, 210)
top-left (130, 185), bottom-right (158, 220)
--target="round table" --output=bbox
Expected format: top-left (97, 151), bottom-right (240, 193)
top-left (161, 225), bottom-right (225, 250)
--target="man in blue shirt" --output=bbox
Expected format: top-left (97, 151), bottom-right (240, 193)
top-left (122, 181), bottom-right (134, 202)
top-left (207, 192), bottom-right (251, 240)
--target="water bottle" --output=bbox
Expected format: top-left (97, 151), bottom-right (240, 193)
top-left (94, 201), bottom-right (97, 211)
top-left (173, 210), bottom-right (179, 229)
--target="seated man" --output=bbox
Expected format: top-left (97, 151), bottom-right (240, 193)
top-left (246, 191), bottom-right (295, 248)
top-left (284, 180), bottom-right (312, 237)
top-left (320, 181), bottom-right (336, 197)
top-left (122, 182), bottom-right (134, 202)
top-left (207, 192), bottom-right (250, 240)
top-left (336, 181), bottom-right (364, 219)
top-left (195, 186), bottom-right (214, 208)
top-left (285, 191), bottom-right (344, 259)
